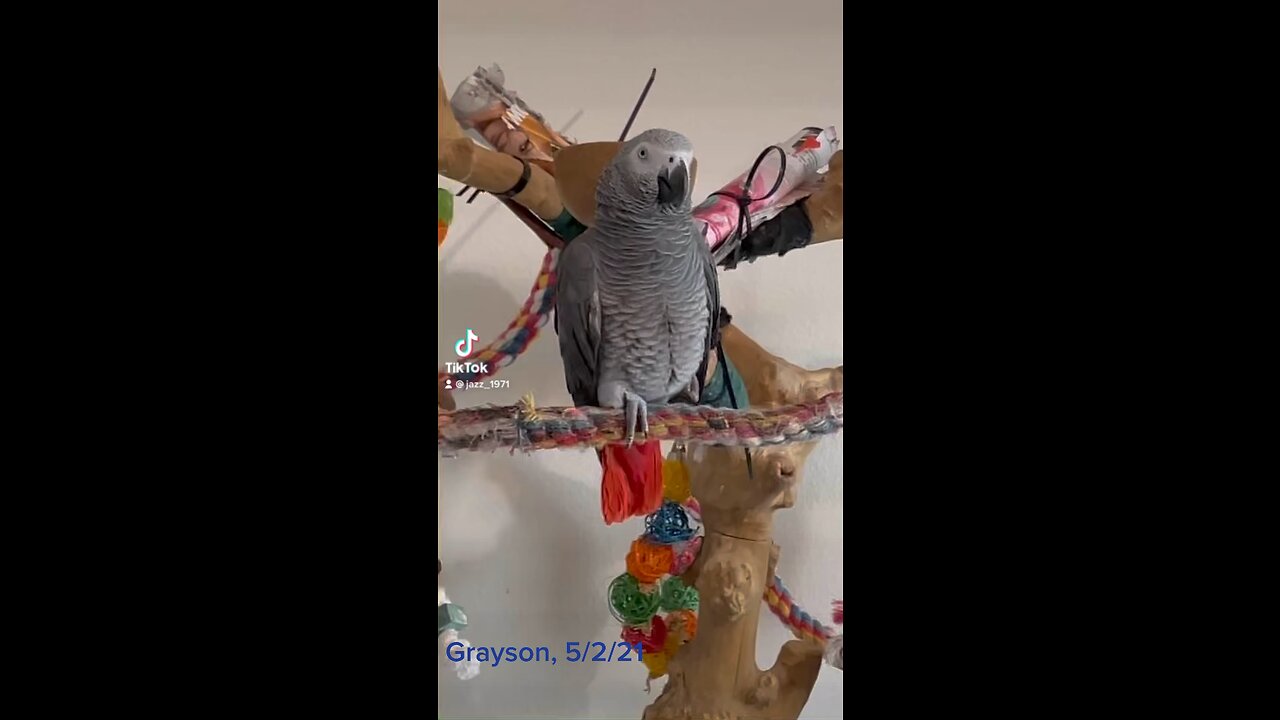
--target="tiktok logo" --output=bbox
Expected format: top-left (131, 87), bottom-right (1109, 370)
top-left (454, 329), bottom-right (478, 358)
top-left (448, 329), bottom-right (488, 373)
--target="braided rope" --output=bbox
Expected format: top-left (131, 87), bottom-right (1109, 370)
top-left (764, 575), bottom-right (835, 645)
top-left (438, 392), bottom-right (842, 452)
top-left (439, 249), bottom-right (559, 385)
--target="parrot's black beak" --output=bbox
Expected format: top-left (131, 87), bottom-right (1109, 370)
top-left (656, 160), bottom-right (688, 207)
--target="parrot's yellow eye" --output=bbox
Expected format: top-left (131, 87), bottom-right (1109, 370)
top-left (638, 148), bottom-right (647, 159)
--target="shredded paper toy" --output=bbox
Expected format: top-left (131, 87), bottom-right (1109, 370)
top-left (699, 126), bottom-right (840, 264)
top-left (451, 64), bottom-right (574, 174)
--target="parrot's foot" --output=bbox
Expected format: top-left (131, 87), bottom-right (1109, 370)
top-left (622, 391), bottom-right (649, 447)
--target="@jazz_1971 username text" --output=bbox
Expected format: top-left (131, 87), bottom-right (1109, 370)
top-left (444, 379), bottom-right (509, 391)
top-left (445, 641), bottom-right (645, 667)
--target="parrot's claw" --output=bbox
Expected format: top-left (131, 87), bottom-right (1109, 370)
top-left (623, 391), bottom-right (649, 447)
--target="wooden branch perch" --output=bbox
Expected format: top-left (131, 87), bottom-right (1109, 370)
top-left (645, 324), bottom-right (842, 720)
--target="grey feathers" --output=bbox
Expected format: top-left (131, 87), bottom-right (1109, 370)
top-left (554, 230), bottom-right (602, 407)
top-left (555, 128), bottom-right (719, 410)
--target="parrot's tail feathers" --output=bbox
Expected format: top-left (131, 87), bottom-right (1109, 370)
top-left (601, 448), bottom-right (634, 525)
top-left (601, 442), bottom-right (663, 523)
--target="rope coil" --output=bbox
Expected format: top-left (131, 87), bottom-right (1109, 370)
top-left (764, 575), bottom-right (835, 644)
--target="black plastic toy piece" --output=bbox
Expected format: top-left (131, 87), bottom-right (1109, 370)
top-left (718, 201), bottom-right (814, 270)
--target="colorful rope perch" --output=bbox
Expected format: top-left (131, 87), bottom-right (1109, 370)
top-left (764, 575), bottom-right (836, 645)
top-left (437, 392), bottom-right (843, 452)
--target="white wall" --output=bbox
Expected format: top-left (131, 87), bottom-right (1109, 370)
top-left (439, 2), bottom-right (844, 717)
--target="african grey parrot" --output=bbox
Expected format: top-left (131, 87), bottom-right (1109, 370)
top-left (555, 128), bottom-right (720, 524)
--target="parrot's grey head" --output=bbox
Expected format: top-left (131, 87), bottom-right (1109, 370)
top-left (597, 129), bottom-right (695, 219)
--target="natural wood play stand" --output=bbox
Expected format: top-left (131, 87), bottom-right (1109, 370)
top-left (438, 63), bottom-right (843, 719)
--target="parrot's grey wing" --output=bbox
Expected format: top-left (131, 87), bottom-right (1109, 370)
top-left (554, 232), bottom-right (602, 407)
